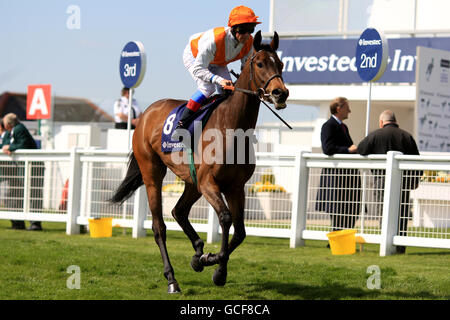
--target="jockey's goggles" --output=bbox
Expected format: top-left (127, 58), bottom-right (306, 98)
top-left (236, 25), bottom-right (255, 34)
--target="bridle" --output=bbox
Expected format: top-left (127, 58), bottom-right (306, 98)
top-left (232, 50), bottom-right (284, 100)
top-left (226, 50), bottom-right (292, 129)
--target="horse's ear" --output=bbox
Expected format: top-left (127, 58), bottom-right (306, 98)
top-left (270, 31), bottom-right (279, 51)
top-left (253, 30), bottom-right (262, 51)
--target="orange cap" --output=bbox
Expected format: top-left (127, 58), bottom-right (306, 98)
top-left (228, 5), bottom-right (261, 27)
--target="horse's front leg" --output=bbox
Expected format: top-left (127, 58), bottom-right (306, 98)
top-left (199, 177), bottom-right (232, 286)
top-left (171, 183), bottom-right (205, 273)
top-left (224, 188), bottom-right (246, 255)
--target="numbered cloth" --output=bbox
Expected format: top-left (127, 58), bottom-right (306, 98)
top-left (161, 95), bottom-right (227, 152)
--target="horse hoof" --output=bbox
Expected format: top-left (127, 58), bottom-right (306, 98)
top-left (212, 268), bottom-right (227, 286)
top-left (167, 282), bottom-right (181, 293)
top-left (191, 255), bottom-right (204, 272)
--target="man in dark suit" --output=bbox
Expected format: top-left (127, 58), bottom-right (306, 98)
top-left (358, 110), bottom-right (421, 254)
top-left (316, 97), bottom-right (362, 231)
top-left (2, 113), bottom-right (43, 231)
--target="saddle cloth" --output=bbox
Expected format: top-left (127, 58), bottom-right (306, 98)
top-left (161, 95), bottom-right (226, 152)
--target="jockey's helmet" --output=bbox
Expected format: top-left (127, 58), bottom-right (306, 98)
top-left (228, 6), bottom-right (261, 27)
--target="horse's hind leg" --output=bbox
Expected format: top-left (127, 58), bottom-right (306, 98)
top-left (145, 180), bottom-right (181, 293)
top-left (171, 183), bottom-right (204, 272)
top-left (138, 155), bottom-right (180, 293)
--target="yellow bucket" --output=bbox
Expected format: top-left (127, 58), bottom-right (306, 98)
top-left (88, 218), bottom-right (113, 238)
top-left (326, 229), bottom-right (356, 255)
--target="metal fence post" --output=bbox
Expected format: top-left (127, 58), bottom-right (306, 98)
top-left (66, 148), bottom-right (81, 235)
top-left (380, 151), bottom-right (402, 256)
top-left (207, 204), bottom-right (220, 243)
top-left (132, 185), bottom-right (147, 238)
top-left (290, 150), bottom-right (309, 248)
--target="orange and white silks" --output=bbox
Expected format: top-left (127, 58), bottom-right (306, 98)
top-left (190, 27), bottom-right (253, 67)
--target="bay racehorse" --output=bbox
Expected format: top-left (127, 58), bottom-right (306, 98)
top-left (110, 31), bottom-right (289, 293)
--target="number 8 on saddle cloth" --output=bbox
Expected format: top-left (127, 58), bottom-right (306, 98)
top-left (161, 96), bottom-right (227, 153)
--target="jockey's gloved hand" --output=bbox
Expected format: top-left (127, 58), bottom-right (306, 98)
top-left (220, 79), bottom-right (233, 88)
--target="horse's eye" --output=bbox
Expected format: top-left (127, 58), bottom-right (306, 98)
top-left (257, 62), bottom-right (263, 68)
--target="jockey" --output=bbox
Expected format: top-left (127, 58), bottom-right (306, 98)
top-left (173, 5), bottom-right (261, 135)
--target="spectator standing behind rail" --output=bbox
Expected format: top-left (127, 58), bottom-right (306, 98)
top-left (0, 119), bottom-right (9, 145)
top-left (2, 113), bottom-right (44, 231)
top-left (113, 87), bottom-right (142, 129)
top-left (0, 118), bottom-right (19, 227)
top-left (315, 97), bottom-right (362, 233)
top-left (357, 110), bottom-right (421, 254)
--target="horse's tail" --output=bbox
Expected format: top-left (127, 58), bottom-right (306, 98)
top-left (109, 152), bottom-right (143, 205)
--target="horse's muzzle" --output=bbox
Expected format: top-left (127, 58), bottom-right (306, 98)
top-left (270, 88), bottom-right (289, 110)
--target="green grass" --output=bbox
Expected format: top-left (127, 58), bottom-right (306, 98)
top-left (0, 220), bottom-right (449, 300)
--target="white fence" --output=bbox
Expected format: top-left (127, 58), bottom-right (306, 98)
top-left (0, 149), bottom-right (448, 256)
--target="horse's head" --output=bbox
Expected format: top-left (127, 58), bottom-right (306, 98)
top-left (250, 31), bottom-right (289, 110)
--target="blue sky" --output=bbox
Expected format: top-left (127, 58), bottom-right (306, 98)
top-left (0, 0), bottom-right (318, 123)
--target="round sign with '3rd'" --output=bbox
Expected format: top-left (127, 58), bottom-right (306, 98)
top-left (119, 41), bottom-right (146, 88)
top-left (355, 28), bottom-right (388, 82)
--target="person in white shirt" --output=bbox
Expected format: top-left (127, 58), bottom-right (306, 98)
top-left (114, 87), bottom-right (142, 129)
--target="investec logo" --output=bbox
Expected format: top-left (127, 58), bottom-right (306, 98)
top-left (358, 39), bottom-right (382, 46)
top-left (121, 51), bottom-right (140, 58)
top-left (278, 49), bottom-right (415, 73)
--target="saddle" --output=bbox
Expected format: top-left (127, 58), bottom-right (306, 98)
top-left (161, 94), bottom-right (227, 153)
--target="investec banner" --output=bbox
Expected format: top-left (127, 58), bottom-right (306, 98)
top-left (278, 37), bottom-right (450, 84)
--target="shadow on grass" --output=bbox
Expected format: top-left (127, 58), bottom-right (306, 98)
top-left (250, 281), bottom-right (440, 300)
top-left (407, 251), bottom-right (450, 256)
top-left (180, 277), bottom-right (441, 300)
top-left (0, 221), bottom-right (67, 233)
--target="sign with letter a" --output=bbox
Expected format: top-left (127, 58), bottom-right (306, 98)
top-left (27, 84), bottom-right (52, 120)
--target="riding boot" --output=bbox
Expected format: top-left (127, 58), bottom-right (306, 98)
top-left (177, 106), bottom-right (197, 130)
top-left (171, 106), bottom-right (197, 140)
top-left (171, 90), bottom-right (207, 140)
top-left (27, 221), bottom-right (43, 231)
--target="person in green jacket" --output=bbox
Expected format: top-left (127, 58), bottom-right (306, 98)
top-left (2, 113), bottom-right (37, 154)
top-left (2, 113), bottom-right (43, 231)
top-left (0, 118), bottom-right (20, 229)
